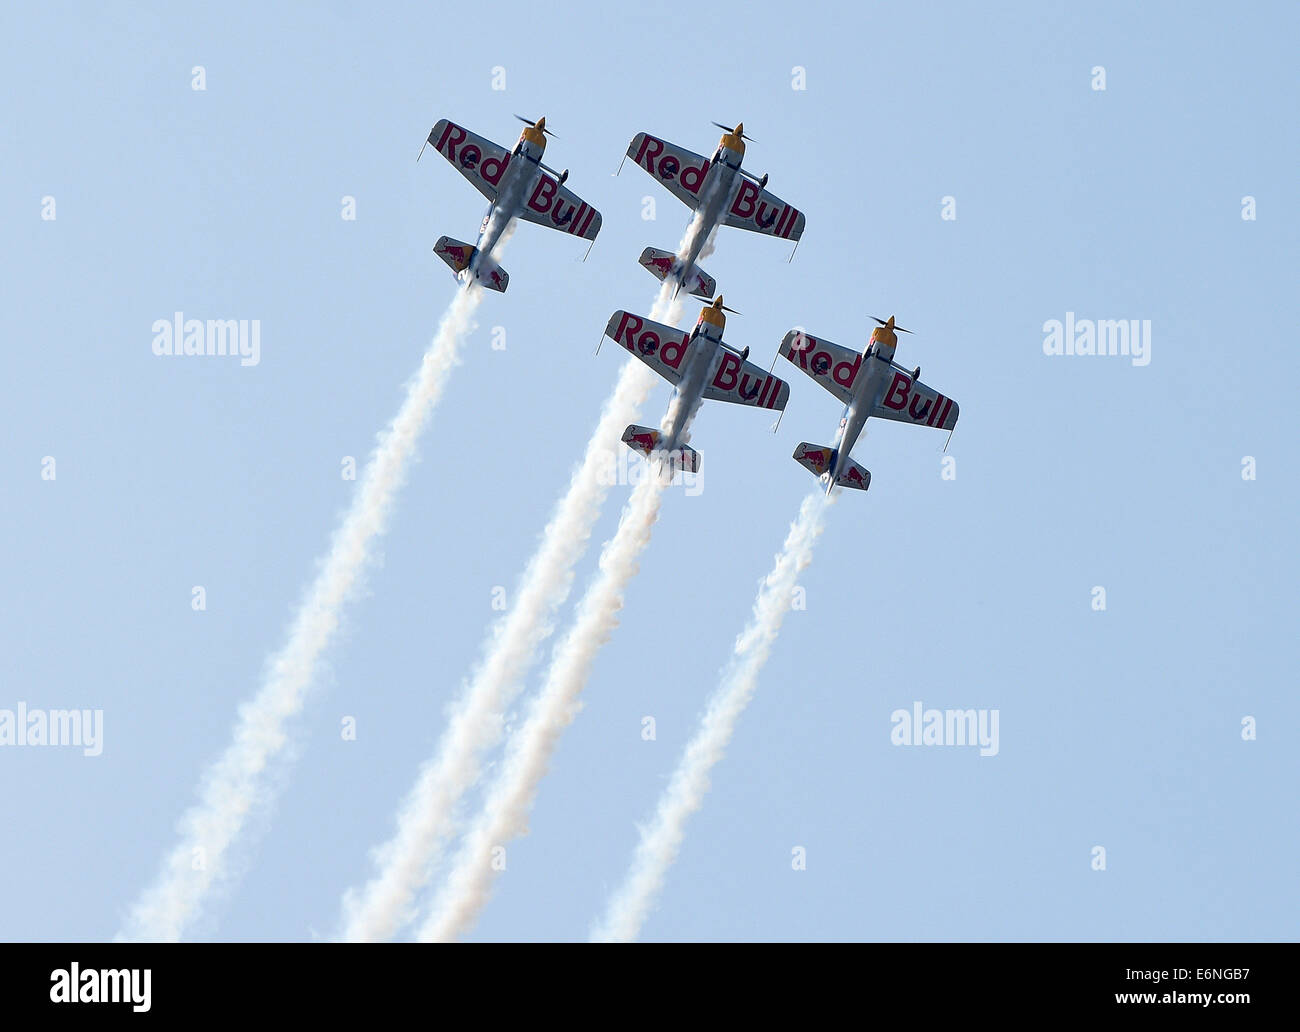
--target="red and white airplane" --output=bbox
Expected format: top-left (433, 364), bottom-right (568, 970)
top-left (602, 297), bottom-right (790, 473)
top-left (623, 122), bottom-right (805, 298)
top-left (420, 115), bottom-right (602, 293)
top-left (781, 317), bottom-right (960, 494)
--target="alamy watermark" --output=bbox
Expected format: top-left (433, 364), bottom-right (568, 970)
top-left (1043, 312), bottom-right (1151, 367)
top-left (890, 701), bottom-right (999, 757)
top-left (152, 312), bottom-right (260, 367)
top-left (50, 964), bottom-right (150, 1012)
top-left (595, 444), bottom-right (704, 496)
top-left (0, 703), bottom-right (103, 756)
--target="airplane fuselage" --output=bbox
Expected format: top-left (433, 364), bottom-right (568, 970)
top-left (662, 315), bottom-right (727, 451)
top-left (471, 134), bottom-right (548, 278)
top-left (826, 341), bottom-right (900, 490)
top-left (673, 142), bottom-right (743, 289)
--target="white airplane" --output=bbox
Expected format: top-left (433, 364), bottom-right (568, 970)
top-left (602, 296), bottom-right (791, 472)
top-left (622, 122), bottom-right (806, 298)
top-left (420, 115), bottom-right (602, 293)
top-left (780, 317), bottom-right (960, 494)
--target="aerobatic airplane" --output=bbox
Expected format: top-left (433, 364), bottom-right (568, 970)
top-left (622, 122), bottom-right (805, 298)
top-left (420, 115), bottom-right (602, 293)
top-left (781, 316), bottom-right (960, 494)
top-left (602, 297), bottom-right (791, 473)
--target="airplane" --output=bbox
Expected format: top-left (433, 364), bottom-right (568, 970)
top-left (622, 122), bottom-right (806, 298)
top-left (601, 296), bottom-right (790, 473)
top-left (420, 115), bottom-right (602, 293)
top-left (780, 316), bottom-right (960, 494)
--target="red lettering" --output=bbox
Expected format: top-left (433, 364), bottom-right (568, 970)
top-left (730, 179), bottom-right (760, 220)
top-left (737, 372), bottom-right (764, 401)
top-left (551, 198), bottom-right (578, 230)
top-left (883, 372), bottom-right (911, 411)
top-left (680, 159), bottom-right (709, 195)
top-left (528, 176), bottom-right (557, 214)
top-left (459, 144), bottom-right (481, 172)
top-left (480, 152), bottom-right (509, 186)
top-left (785, 332), bottom-right (817, 367)
top-left (754, 200), bottom-right (780, 230)
top-left (613, 311), bottom-right (643, 350)
top-left (832, 352), bottom-right (862, 389)
top-left (634, 134), bottom-right (665, 172)
top-left (712, 352), bottom-right (741, 391)
top-left (660, 333), bottom-right (690, 369)
top-left (436, 121), bottom-right (466, 159)
top-left (637, 330), bottom-right (662, 358)
top-left (909, 394), bottom-right (932, 420)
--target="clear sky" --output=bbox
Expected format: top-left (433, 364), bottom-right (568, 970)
top-left (2, 1), bottom-right (1296, 942)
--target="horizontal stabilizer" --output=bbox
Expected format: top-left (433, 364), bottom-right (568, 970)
top-left (622, 424), bottom-right (701, 473)
top-left (434, 236), bottom-right (474, 273)
top-left (834, 458), bottom-right (872, 492)
top-left (793, 442), bottom-right (833, 478)
top-left (434, 236), bottom-right (508, 293)
top-left (792, 442), bottom-right (870, 492)
top-left (637, 246), bottom-right (715, 299)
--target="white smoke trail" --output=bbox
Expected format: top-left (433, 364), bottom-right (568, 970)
top-left (338, 218), bottom-right (713, 941)
top-left (408, 200), bottom-right (733, 942)
top-left (337, 357), bottom-right (657, 941)
top-left (418, 459), bottom-right (675, 942)
top-left (591, 490), bottom-right (832, 942)
top-left (120, 285), bottom-right (484, 942)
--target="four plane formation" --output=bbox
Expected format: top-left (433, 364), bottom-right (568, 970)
top-left (421, 115), bottom-right (960, 493)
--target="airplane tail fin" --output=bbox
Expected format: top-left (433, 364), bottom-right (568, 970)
top-left (637, 246), bottom-right (715, 299)
top-left (833, 457), bottom-right (872, 492)
top-left (622, 424), bottom-right (701, 474)
top-left (792, 442), bottom-right (871, 493)
top-left (434, 236), bottom-right (508, 293)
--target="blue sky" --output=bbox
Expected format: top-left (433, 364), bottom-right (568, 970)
top-left (1, 1), bottom-right (1296, 941)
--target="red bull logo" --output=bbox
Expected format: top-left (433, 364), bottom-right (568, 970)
top-left (798, 445), bottom-right (830, 473)
top-left (525, 175), bottom-right (598, 237)
top-left (784, 333), bottom-right (863, 392)
top-left (434, 121), bottom-right (512, 188)
top-left (632, 134), bottom-right (710, 196)
top-left (627, 431), bottom-right (658, 454)
top-left (882, 372), bottom-right (954, 428)
top-left (609, 312), bottom-right (692, 370)
top-left (711, 352), bottom-right (784, 408)
top-left (729, 179), bottom-right (802, 239)
top-left (842, 466), bottom-right (868, 488)
top-left (438, 243), bottom-right (472, 271)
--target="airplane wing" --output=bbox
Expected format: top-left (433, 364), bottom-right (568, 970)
top-left (870, 370), bottom-right (959, 430)
top-left (722, 179), bottom-right (805, 241)
top-left (626, 132), bottom-right (713, 210)
top-left (779, 330), bottom-right (866, 406)
top-left (517, 172), bottom-right (602, 240)
top-left (426, 119), bottom-right (514, 202)
top-left (604, 310), bottom-right (696, 386)
top-left (702, 353), bottom-right (790, 411)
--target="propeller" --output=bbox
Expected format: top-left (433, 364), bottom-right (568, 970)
top-left (705, 297), bottom-right (742, 315)
top-left (712, 121), bottom-right (755, 142)
top-left (515, 114), bottom-right (557, 137)
top-left (871, 315), bottom-right (914, 335)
